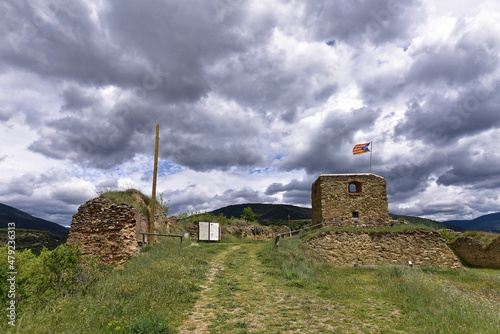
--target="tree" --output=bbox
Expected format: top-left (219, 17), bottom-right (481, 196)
top-left (241, 206), bottom-right (256, 222)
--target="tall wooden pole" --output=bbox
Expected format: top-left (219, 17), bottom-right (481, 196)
top-left (149, 124), bottom-right (160, 245)
top-left (369, 141), bottom-right (373, 173)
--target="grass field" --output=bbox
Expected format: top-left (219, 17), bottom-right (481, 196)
top-left (2, 235), bottom-right (499, 333)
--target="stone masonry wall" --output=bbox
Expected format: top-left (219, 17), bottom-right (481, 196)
top-left (449, 235), bottom-right (500, 268)
top-left (67, 198), bottom-right (143, 266)
top-left (312, 174), bottom-right (390, 226)
top-left (305, 230), bottom-right (462, 268)
top-left (224, 224), bottom-right (274, 240)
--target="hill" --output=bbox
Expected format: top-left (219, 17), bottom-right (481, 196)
top-left (0, 203), bottom-right (69, 236)
top-left (444, 212), bottom-right (500, 232)
top-left (209, 203), bottom-right (312, 222)
top-left (389, 213), bottom-right (466, 232)
top-left (0, 228), bottom-right (67, 253)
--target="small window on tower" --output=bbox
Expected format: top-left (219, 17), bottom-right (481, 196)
top-left (352, 211), bottom-right (359, 218)
top-left (348, 181), bottom-right (362, 194)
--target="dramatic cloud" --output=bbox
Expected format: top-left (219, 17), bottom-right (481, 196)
top-left (1, 0), bottom-right (500, 226)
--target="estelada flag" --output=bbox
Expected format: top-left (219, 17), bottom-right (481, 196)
top-left (353, 142), bottom-right (370, 155)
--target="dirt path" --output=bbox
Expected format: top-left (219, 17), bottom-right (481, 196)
top-left (177, 243), bottom-right (350, 333)
top-left (178, 245), bottom-right (238, 333)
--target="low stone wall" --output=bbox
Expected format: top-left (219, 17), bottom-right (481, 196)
top-left (449, 235), bottom-right (500, 268)
top-left (224, 224), bottom-right (273, 240)
top-left (67, 198), bottom-right (143, 266)
top-left (305, 229), bottom-right (462, 269)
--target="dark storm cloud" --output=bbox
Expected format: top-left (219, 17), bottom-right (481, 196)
top-left (265, 176), bottom-right (316, 206)
top-left (0, 180), bottom-right (34, 197)
top-left (2, 0), bottom-right (500, 223)
top-left (8, 0), bottom-right (277, 171)
top-left (0, 0), bottom-right (260, 102)
top-left (51, 188), bottom-right (93, 205)
top-left (214, 187), bottom-right (275, 204)
top-left (359, 18), bottom-right (500, 106)
top-left (0, 107), bottom-right (12, 121)
top-left (16, 197), bottom-right (79, 227)
top-left (437, 167), bottom-right (500, 189)
top-left (394, 83), bottom-right (500, 145)
top-left (164, 184), bottom-right (275, 215)
top-left (305, 0), bottom-right (422, 46)
top-left (169, 142), bottom-right (264, 171)
top-left (279, 107), bottom-right (381, 173)
top-left (60, 86), bottom-right (96, 112)
top-left (265, 178), bottom-right (311, 195)
top-left (436, 150), bottom-right (500, 188)
top-left (210, 49), bottom-right (339, 122)
top-left (1, 1), bottom-right (142, 87)
top-left (383, 158), bottom-right (439, 200)
top-left (29, 93), bottom-right (267, 170)
top-left (0, 172), bottom-right (62, 197)
top-left (406, 25), bottom-right (499, 86)
top-left (29, 112), bottom-right (141, 168)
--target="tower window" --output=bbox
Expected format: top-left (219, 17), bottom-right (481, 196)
top-left (347, 181), bottom-right (363, 194)
top-left (352, 211), bottom-right (359, 218)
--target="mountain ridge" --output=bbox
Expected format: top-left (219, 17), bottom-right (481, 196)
top-left (208, 203), bottom-right (313, 222)
top-left (0, 203), bottom-right (69, 236)
top-left (444, 212), bottom-right (500, 232)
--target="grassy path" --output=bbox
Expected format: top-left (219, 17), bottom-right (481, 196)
top-left (177, 242), bottom-right (402, 333)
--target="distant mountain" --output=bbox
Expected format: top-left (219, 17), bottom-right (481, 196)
top-left (444, 212), bottom-right (500, 233)
top-left (209, 203), bottom-right (312, 222)
top-left (389, 213), bottom-right (466, 232)
top-left (0, 228), bottom-right (67, 253)
top-left (0, 203), bottom-right (69, 236)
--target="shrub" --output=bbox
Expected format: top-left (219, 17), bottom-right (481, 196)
top-left (0, 244), bottom-right (108, 311)
top-left (241, 207), bottom-right (256, 222)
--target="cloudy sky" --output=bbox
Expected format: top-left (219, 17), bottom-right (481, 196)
top-left (1, 0), bottom-right (500, 227)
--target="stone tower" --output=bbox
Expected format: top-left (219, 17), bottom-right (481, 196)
top-left (312, 173), bottom-right (390, 227)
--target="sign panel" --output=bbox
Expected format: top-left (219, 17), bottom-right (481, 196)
top-left (199, 222), bottom-right (209, 241)
top-left (210, 223), bottom-right (220, 241)
top-left (198, 222), bottom-right (221, 242)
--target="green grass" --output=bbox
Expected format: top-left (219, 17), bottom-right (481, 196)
top-left (439, 229), bottom-right (499, 248)
top-left (4, 230), bottom-right (499, 333)
top-left (259, 236), bottom-right (500, 333)
top-left (1, 238), bottom-right (222, 333)
top-left (99, 188), bottom-right (154, 220)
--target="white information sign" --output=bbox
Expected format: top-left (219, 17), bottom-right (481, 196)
top-left (199, 222), bottom-right (209, 241)
top-left (198, 222), bottom-right (221, 242)
top-left (210, 223), bottom-right (220, 241)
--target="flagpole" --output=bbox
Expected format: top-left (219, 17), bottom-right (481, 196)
top-left (369, 141), bottom-right (372, 173)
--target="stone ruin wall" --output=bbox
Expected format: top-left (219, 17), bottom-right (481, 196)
top-left (449, 235), bottom-right (500, 268)
top-left (225, 224), bottom-right (273, 240)
top-left (67, 197), bottom-right (174, 266)
top-left (67, 198), bottom-right (142, 266)
top-left (312, 174), bottom-right (391, 227)
top-left (305, 229), bottom-right (462, 269)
